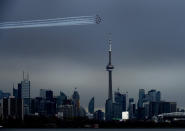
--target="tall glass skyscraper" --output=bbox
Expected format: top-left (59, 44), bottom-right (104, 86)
top-left (88, 97), bottom-right (94, 114)
top-left (72, 89), bottom-right (80, 117)
top-left (21, 72), bottom-right (31, 115)
top-left (56, 91), bottom-right (67, 106)
top-left (114, 91), bottom-right (126, 112)
top-left (138, 89), bottom-right (145, 108)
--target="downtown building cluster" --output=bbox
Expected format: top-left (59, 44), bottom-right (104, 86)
top-left (0, 73), bottom-right (103, 121)
top-left (0, 79), bottom-right (87, 120)
top-left (0, 40), bottom-right (180, 122)
top-left (104, 39), bottom-right (178, 121)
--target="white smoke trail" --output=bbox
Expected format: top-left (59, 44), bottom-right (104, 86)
top-left (0, 15), bottom-right (101, 29)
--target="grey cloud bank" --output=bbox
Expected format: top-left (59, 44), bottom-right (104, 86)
top-left (0, 0), bottom-right (185, 108)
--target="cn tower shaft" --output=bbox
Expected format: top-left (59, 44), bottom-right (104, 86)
top-left (106, 40), bottom-right (114, 101)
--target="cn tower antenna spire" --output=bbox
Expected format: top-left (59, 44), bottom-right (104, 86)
top-left (108, 33), bottom-right (112, 51)
top-left (109, 38), bottom-right (112, 52)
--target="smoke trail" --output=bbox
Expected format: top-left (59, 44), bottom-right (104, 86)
top-left (0, 15), bottom-right (101, 29)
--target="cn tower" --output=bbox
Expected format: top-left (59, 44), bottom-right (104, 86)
top-left (106, 38), bottom-right (114, 101)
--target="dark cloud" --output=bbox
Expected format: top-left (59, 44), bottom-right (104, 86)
top-left (1, 0), bottom-right (185, 109)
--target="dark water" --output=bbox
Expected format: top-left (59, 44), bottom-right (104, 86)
top-left (0, 129), bottom-right (185, 131)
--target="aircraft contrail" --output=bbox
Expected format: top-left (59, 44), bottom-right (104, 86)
top-left (0, 15), bottom-right (101, 29)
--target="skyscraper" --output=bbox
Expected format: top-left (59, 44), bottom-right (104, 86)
top-left (114, 91), bottom-right (127, 112)
top-left (45, 90), bottom-right (53, 101)
top-left (56, 91), bottom-right (67, 106)
top-left (40, 89), bottom-right (48, 99)
top-left (129, 98), bottom-right (136, 119)
top-left (72, 89), bottom-right (80, 117)
top-left (72, 89), bottom-right (80, 108)
top-left (93, 110), bottom-right (104, 121)
top-left (137, 89), bottom-right (162, 119)
top-left (138, 89), bottom-right (145, 108)
top-left (88, 97), bottom-right (94, 114)
top-left (13, 84), bottom-right (18, 98)
top-left (21, 72), bottom-right (31, 115)
top-left (0, 90), bottom-right (10, 100)
top-left (17, 83), bottom-right (22, 99)
top-left (148, 89), bottom-right (157, 102)
top-left (105, 99), bottom-right (113, 120)
top-left (156, 91), bottom-right (161, 102)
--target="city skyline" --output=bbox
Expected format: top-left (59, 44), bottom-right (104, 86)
top-left (0, 75), bottom-right (177, 121)
top-left (1, 0), bottom-right (185, 109)
top-left (0, 71), bottom-right (177, 112)
top-left (0, 43), bottom-right (179, 122)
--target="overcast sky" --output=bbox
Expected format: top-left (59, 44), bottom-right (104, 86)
top-left (1, 0), bottom-right (185, 109)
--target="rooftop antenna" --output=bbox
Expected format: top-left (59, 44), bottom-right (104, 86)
top-left (27, 72), bottom-right (29, 80)
top-left (23, 71), bottom-right (25, 80)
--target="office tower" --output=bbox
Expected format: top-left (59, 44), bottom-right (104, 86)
top-left (149, 101), bottom-right (177, 118)
top-left (114, 90), bottom-right (127, 112)
top-left (0, 90), bottom-right (10, 100)
top-left (13, 84), bottom-right (18, 98)
top-left (45, 100), bottom-right (56, 116)
top-left (0, 98), bottom-right (8, 120)
top-left (12, 83), bottom-right (24, 119)
top-left (31, 95), bottom-right (56, 116)
top-left (138, 89), bottom-right (145, 108)
top-left (170, 102), bottom-right (177, 112)
top-left (16, 98), bottom-right (24, 120)
top-left (93, 110), bottom-right (104, 121)
top-left (79, 106), bottom-right (87, 117)
top-left (40, 89), bottom-right (46, 98)
top-left (147, 90), bottom-right (161, 102)
top-left (8, 96), bottom-right (24, 120)
top-left (31, 97), bottom-right (45, 115)
top-left (40, 89), bottom-right (48, 99)
top-left (13, 88), bottom-right (18, 98)
top-left (72, 89), bottom-right (80, 117)
top-left (129, 98), bottom-right (136, 119)
top-left (0, 97), bottom-right (24, 120)
top-left (17, 83), bottom-right (22, 99)
top-left (40, 89), bottom-right (53, 101)
top-left (105, 37), bottom-right (114, 121)
top-left (61, 104), bottom-right (74, 119)
top-left (56, 91), bottom-right (67, 107)
top-left (21, 72), bottom-right (31, 115)
top-left (72, 90), bottom-right (80, 108)
top-left (40, 89), bottom-right (53, 99)
top-left (112, 102), bottom-right (122, 120)
top-left (137, 89), bottom-right (162, 119)
top-left (0, 90), bottom-right (2, 100)
top-left (57, 99), bottom-right (74, 119)
top-left (111, 90), bottom-right (127, 120)
top-left (129, 98), bottom-right (134, 103)
top-left (143, 101), bottom-right (150, 119)
top-left (105, 99), bottom-right (113, 120)
top-left (88, 97), bottom-right (94, 114)
top-left (46, 90), bottom-right (53, 101)
top-left (56, 92), bottom-right (67, 113)
top-left (148, 89), bottom-right (157, 101)
top-left (8, 96), bottom-right (17, 118)
top-left (156, 91), bottom-right (161, 102)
